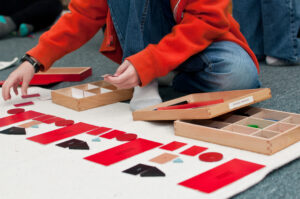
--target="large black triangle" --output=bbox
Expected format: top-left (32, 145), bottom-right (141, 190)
top-left (69, 141), bottom-right (89, 150)
top-left (0, 127), bottom-right (26, 135)
top-left (56, 139), bottom-right (85, 148)
top-left (140, 167), bottom-right (165, 177)
top-left (123, 164), bottom-right (154, 175)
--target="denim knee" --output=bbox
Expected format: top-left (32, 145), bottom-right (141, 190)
top-left (173, 42), bottom-right (261, 93)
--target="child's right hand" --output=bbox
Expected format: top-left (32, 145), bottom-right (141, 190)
top-left (2, 61), bottom-right (35, 101)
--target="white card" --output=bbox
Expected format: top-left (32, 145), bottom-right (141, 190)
top-left (0, 57), bottom-right (18, 70)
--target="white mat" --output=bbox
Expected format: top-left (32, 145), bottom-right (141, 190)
top-left (0, 87), bottom-right (299, 199)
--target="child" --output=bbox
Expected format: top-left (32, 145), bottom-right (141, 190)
top-left (232, 0), bottom-right (300, 66)
top-left (0, 0), bottom-right (62, 37)
top-left (2, 0), bottom-right (261, 111)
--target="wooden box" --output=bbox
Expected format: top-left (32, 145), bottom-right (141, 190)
top-left (51, 80), bottom-right (133, 111)
top-left (133, 88), bottom-right (271, 121)
top-left (174, 107), bottom-right (300, 155)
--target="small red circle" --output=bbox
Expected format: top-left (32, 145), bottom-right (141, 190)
top-left (116, 133), bottom-right (137, 141)
top-left (199, 152), bottom-right (223, 162)
top-left (55, 120), bottom-right (74, 127)
top-left (7, 108), bottom-right (25, 114)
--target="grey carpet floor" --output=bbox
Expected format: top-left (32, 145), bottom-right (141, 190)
top-left (0, 30), bottom-right (300, 199)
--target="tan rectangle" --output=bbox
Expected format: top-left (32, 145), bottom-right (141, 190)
top-left (149, 153), bottom-right (178, 164)
top-left (18, 120), bottom-right (42, 128)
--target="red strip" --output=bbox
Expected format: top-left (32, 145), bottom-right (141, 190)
top-left (84, 138), bottom-right (163, 166)
top-left (156, 99), bottom-right (224, 110)
top-left (179, 158), bottom-right (265, 193)
top-left (27, 122), bottom-right (98, 144)
top-left (100, 129), bottom-right (126, 139)
top-left (87, 127), bottom-right (111, 135)
top-left (180, 146), bottom-right (208, 156)
top-left (42, 117), bottom-right (65, 124)
top-left (21, 93), bottom-right (40, 98)
top-left (160, 141), bottom-right (187, 151)
top-left (7, 108), bottom-right (25, 115)
top-left (33, 115), bottom-right (56, 122)
top-left (0, 111), bottom-right (44, 128)
top-left (14, 101), bottom-right (34, 107)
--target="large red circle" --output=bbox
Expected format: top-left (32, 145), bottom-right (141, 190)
top-left (199, 152), bottom-right (223, 162)
top-left (7, 108), bottom-right (25, 114)
top-left (116, 133), bottom-right (137, 141)
top-left (55, 120), bottom-right (74, 127)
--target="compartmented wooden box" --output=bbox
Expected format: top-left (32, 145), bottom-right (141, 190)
top-left (174, 107), bottom-right (300, 155)
top-left (133, 88), bottom-right (271, 121)
top-left (51, 80), bottom-right (133, 111)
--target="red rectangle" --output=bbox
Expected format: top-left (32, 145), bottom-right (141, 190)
top-left (160, 141), bottom-right (187, 151)
top-left (179, 158), bottom-right (265, 193)
top-left (42, 117), bottom-right (65, 124)
top-left (180, 146), bottom-right (208, 156)
top-left (33, 115), bottom-right (56, 122)
top-left (14, 101), bottom-right (34, 107)
top-left (84, 138), bottom-right (163, 166)
top-left (27, 122), bottom-right (98, 144)
top-left (0, 111), bottom-right (44, 128)
top-left (100, 129), bottom-right (126, 139)
top-left (87, 127), bottom-right (112, 135)
top-left (21, 93), bottom-right (40, 98)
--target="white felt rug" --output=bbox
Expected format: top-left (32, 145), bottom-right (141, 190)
top-left (0, 87), bottom-right (299, 199)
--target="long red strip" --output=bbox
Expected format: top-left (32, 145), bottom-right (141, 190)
top-left (27, 122), bottom-right (98, 144)
top-left (160, 141), bottom-right (187, 151)
top-left (84, 138), bottom-right (163, 166)
top-left (42, 117), bottom-right (65, 124)
top-left (0, 111), bottom-right (44, 128)
top-left (33, 115), bottom-right (56, 122)
top-left (156, 99), bottom-right (224, 110)
top-left (179, 158), bottom-right (265, 193)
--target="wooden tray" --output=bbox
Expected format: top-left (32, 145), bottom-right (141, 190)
top-left (51, 80), bottom-right (133, 111)
top-left (133, 88), bottom-right (271, 121)
top-left (174, 107), bottom-right (300, 155)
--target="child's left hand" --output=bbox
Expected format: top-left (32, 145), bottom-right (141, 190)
top-left (103, 60), bottom-right (141, 89)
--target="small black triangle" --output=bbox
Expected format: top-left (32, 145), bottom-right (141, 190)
top-left (56, 139), bottom-right (85, 148)
top-left (123, 164), bottom-right (154, 175)
top-left (69, 141), bottom-right (89, 150)
top-left (0, 127), bottom-right (26, 135)
top-left (140, 167), bottom-right (165, 177)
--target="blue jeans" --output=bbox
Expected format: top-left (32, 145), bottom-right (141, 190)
top-left (233, 0), bottom-right (300, 62)
top-left (107, 0), bottom-right (261, 93)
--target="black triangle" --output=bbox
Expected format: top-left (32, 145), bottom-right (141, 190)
top-left (0, 127), bottom-right (26, 135)
top-left (140, 167), bottom-right (165, 177)
top-left (69, 141), bottom-right (89, 150)
top-left (56, 139), bottom-right (85, 148)
top-left (123, 164), bottom-right (154, 175)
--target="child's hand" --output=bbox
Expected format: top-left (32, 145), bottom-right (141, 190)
top-left (104, 60), bottom-right (141, 89)
top-left (2, 61), bottom-right (35, 100)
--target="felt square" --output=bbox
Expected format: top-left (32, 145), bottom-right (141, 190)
top-left (18, 120), bottom-right (42, 128)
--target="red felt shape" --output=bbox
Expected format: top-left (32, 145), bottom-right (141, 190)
top-left (180, 146), bottom-right (208, 156)
top-left (55, 120), bottom-right (74, 127)
top-left (116, 133), bottom-right (137, 141)
top-left (100, 129), bottom-right (126, 139)
top-left (84, 138), bottom-right (163, 166)
top-left (199, 152), bottom-right (223, 162)
top-left (179, 158), bottom-right (265, 193)
top-left (42, 117), bottom-right (65, 124)
top-left (21, 93), bottom-right (40, 98)
top-left (160, 141), bottom-right (187, 151)
top-left (7, 108), bottom-right (25, 115)
top-left (87, 127), bottom-right (111, 135)
top-left (14, 101), bottom-right (34, 107)
top-left (33, 115), bottom-right (56, 123)
top-left (0, 111), bottom-right (44, 128)
top-left (27, 122), bottom-right (98, 144)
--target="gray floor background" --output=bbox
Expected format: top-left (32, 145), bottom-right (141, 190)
top-left (0, 30), bottom-right (300, 199)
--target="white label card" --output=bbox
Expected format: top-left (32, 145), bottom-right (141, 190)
top-left (229, 96), bottom-right (254, 110)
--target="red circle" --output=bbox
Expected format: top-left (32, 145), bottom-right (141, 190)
top-left (7, 108), bottom-right (25, 114)
top-left (55, 120), bottom-right (74, 127)
top-left (116, 133), bottom-right (137, 141)
top-left (199, 152), bottom-right (223, 162)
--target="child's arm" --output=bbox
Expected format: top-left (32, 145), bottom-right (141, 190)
top-left (126, 0), bottom-right (232, 87)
